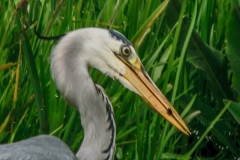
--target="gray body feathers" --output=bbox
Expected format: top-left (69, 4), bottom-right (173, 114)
top-left (0, 135), bottom-right (77, 160)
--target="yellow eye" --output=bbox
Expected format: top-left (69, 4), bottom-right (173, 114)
top-left (121, 45), bottom-right (131, 56)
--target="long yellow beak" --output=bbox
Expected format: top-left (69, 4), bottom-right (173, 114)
top-left (119, 56), bottom-right (190, 135)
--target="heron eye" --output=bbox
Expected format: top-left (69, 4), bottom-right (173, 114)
top-left (121, 45), bottom-right (131, 57)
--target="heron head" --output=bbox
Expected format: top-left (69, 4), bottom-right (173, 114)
top-left (87, 28), bottom-right (190, 135)
top-left (52, 28), bottom-right (190, 135)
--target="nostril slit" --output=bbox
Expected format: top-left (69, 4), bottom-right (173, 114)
top-left (167, 108), bottom-right (172, 115)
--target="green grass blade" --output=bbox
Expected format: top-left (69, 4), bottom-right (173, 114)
top-left (171, 0), bottom-right (197, 103)
top-left (16, 16), bottom-right (46, 134)
top-left (184, 101), bottom-right (231, 158)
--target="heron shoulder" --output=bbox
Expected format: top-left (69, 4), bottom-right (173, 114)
top-left (0, 135), bottom-right (77, 160)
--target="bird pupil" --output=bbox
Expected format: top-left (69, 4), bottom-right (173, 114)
top-left (124, 49), bottom-right (129, 53)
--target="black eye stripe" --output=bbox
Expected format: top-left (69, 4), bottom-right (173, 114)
top-left (108, 30), bottom-right (133, 46)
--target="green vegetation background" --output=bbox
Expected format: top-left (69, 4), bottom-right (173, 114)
top-left (0, 0), bottom-right (240, 159)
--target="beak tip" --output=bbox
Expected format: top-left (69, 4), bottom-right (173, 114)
top-left (183, 128), bottom-right (191, 136)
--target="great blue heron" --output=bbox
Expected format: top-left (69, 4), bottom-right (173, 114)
top-left (0, 28), bottom-right (190, 160)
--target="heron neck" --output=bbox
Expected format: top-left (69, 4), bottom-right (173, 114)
top-left (51, 43), bottom-right (116, 159)
top-left (73, 68), bottom-right (116, 160)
